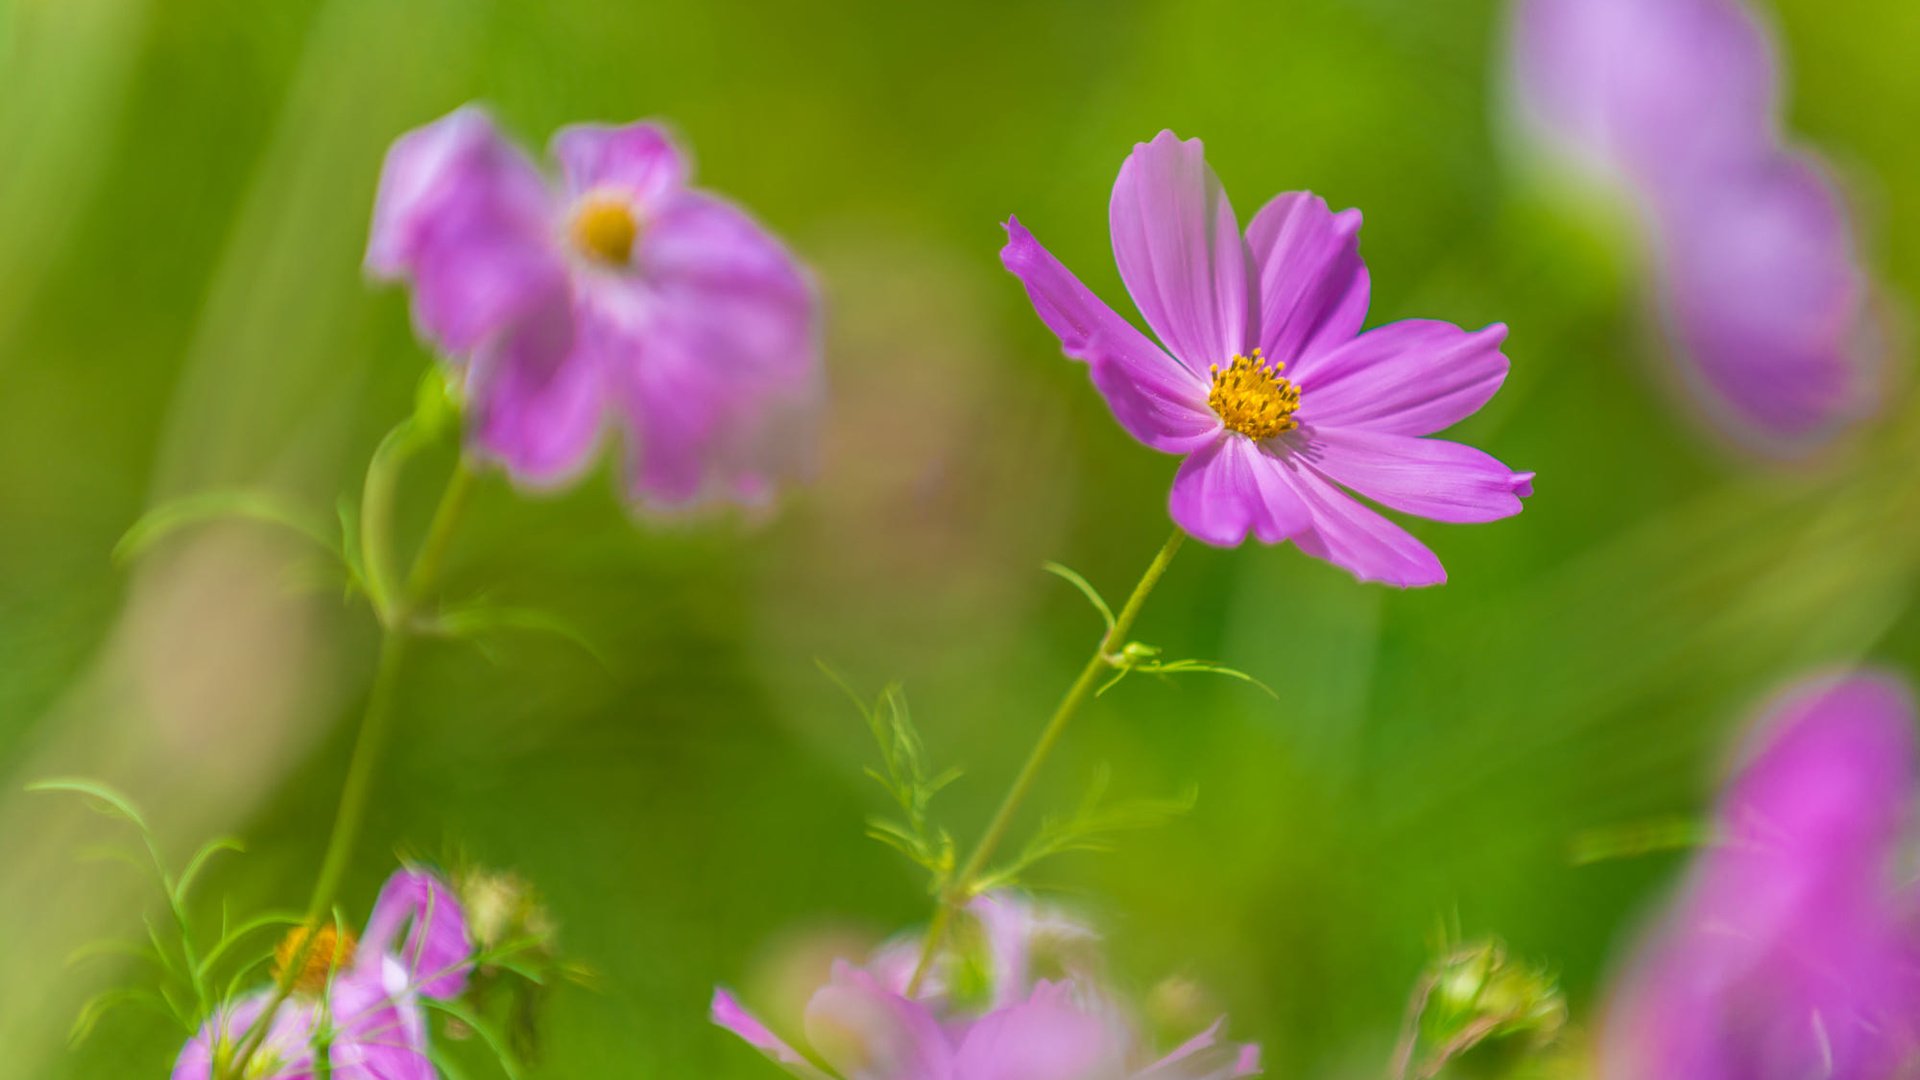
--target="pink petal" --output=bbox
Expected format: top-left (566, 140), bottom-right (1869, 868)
top-left (1001, 217), bottom-right (1218, 454)
top-left (366, 106), bottom-right (565, 355)
top-left (1137, 1017), bottom-right (1264, 1079)
top-left (587, 196), bottom-right (818, 514)
top-left (357, 867), bottom-right (472, 1001)
top-left (950, 983), bottom-right (1129, 1080)
top-left (712, 988), bottom-right (835, 1079)
top-left (1294, 321), bottom-right (1510, 436)
top-left (329, 968), bottom-right (435, 1080)
top-left (550, 120), bottom-right (690, 207)
top-left (1285, 464), bottom-right (1445, 587)
top-left (466, 296), bottom-right (609, 488)
top-left (1245, 192), bottom-right (1369, 367)
top-left (1168, 436), bottom-right (1311, 548)
top-left (1109, 131), bottom-right (1252, 369)
top-left (1299, 428), bottom-right (1532, 524)
top-left (174, 993), bottom-right (318, 1080)
top-left (804, 963), bottom-right (953, 1080)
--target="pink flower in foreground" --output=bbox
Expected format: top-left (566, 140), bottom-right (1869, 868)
top-left (1001, 131), bottom-right (1531, 586)
top-left (367, 105), bottom-right (821, 514)
top-left (173, 867), bottom-right (472, 1080)
top-left (713, 893), bottom-right (1260, 1078)
top-left (1601, 673), bottom-right (1920, 1079)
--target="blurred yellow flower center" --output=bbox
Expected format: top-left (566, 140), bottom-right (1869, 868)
top-left (274, 925), bottom-right (356, 994)
top-left (569, 194), bottom-right (638, 265)
top-left (1208, 349), bottom-right (1300, 439)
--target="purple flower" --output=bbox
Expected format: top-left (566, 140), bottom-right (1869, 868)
top-left (367, 105), bottom-right (821, 513)
top-left (173, 866), bottom-right (472, 1079)
top-left (1601, 672), bottom-right (1920, 1079)
top-left (713, 892), bottom-right (1260, 1078)
top-left (1508, 0), bottom-right (1878, 455)
top-left (1000, 131), bottom-right (1530, 586)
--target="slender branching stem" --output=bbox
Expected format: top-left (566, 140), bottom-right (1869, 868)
top-left (904, 526), bottom-right (1185, 995)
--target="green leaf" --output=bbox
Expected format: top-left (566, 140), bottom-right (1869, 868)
top-left (425, 599), bottom-right (608, 668)
top-left (69, 986), bottom-right (177, 1045)
top-left (28, 777), bottom-right (152, 834)
top-left (982, 766), bottom-right (1196, 889)
top-left (113, 490), bottom-right (340, 566)
top-left (1096, 655), bottom-right (1278, 698)
top-left (422, 997), bottom-right (525, 1080)
top-left (196, 910), bottom-right (304, 981)
top-left (173, 836), bottom-right (244, 906)
top-left (1043, 561), bottom-right (1115, 632)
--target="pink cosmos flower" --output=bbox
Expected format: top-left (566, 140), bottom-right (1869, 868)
top-left (1509, 0), bottom-right (1879, 455)
top-left (713, 892), bottom-right (1260, 1079)
top-left (1001, 131), bottom-right (1531, 586)
top-left (173, 867), bottom-right (472, 1080)
top-left (1600, 673), bottom-right (1920, 1079)
top-left (367, 105), bottom-right (821, 513)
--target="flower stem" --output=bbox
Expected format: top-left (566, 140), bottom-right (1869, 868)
top-left (904, 526), bottom-right (1186, 995)
top-left (221, 453), bottom-right (475, 1079)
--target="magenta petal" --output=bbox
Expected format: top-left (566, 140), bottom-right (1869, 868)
top-left (712, 989), bottom-right (835, 1079)
top-left (1654, 151), bottom-right (1875, 449)
top-left (550, 120), bottom-right (690, 206)
top-left (804, 963), bottom-right (954, 1080)
top-left (174, 993), bottom-right (317, 1080)
top-left (1110, 130), bottom-right (1251, 369)
top-left (357, 867), bottom-right (472, 1001)
top-left (950, 983), bottom-right (1128, 1080)
top-left (1285, 464), bottom-right (1445, 587)
top-left (1245, 192), bottom-right (1369, 367)
top-left (1295, 321), bottom-right (1509, 436)
top-left (329, 967), bottom-right (434, 1080)
top-left (1301, 428), bottom-right (1531, 524)
top-left (1001, 217), bottom-right (1218, 453)
top-left (366, 106), bottom-right (564, 354)
top-left (1168, 437), bottom-right (1311, 548)
top-left (466, 294), bottom-right (607, 488)
top-left (1137, 1017), bottom-right (1264, 1079)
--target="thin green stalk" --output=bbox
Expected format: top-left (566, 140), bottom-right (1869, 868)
top-left (904, 526), bottom-right (1185, 995)
top-left (221, 454), bottom-right (475, 1079)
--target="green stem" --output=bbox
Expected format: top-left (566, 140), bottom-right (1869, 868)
top-left (904, 526), bottom-right (1185, 995)
top-left (221, 453), bottom-right (475, 1079)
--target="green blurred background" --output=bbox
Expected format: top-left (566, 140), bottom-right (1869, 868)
top-left (3, 0), bottom-right (1919, 1075)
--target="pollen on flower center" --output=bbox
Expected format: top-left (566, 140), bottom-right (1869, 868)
top-left (1207, 349), bottom-right (1300, 439)
top-left (274, 925), bottom-right (357, 994)
top-left (569, 193), bottom-right (638, 265)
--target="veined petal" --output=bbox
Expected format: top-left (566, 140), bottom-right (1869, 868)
top-left (712, 989), bottom-right (836, 1079)
top-left (356, 867), bottom-right (473, 1001)
top-left (1168, 436), bottom-right (1311, 548)
top-left (551, 120), bottom-right (691, 207)
top-left (366, 105), bottom-right (565, 354)
top-left (466, 295), bottom-right (609, 489)
top-left (1245, 192), bottom-right (1369, 366)
top-left (1110, 131), bottom-right (1251, 369)
top-left (329, 969), bottom-right (434, 1080)
top-left (1285, 463), bottom-right (1445, 587)
top-left (804, 963), bottom-right (953, 1080)
top-left (1001, 217), bottom-right (1218, 454)
top-left (1137, 1017), bottom-right (1263, 1080)
top-left (1299, 428), bottom-right (1532, 523)
top-left (1295, 321), bottom-right (1510, 436)
top-left (173, 993), bottom-right (317, 1080)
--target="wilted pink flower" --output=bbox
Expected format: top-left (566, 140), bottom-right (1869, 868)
top-left (1601, 672), bottom-right (1920, 1079)
top-left (173, 867), bottom-right (472, 1080)
top-left (713, 892), bottom-right (1260, 1078)
top-left (1509, 0), bottom-right (1879, 455)
top-left (1001, 131), bottom-right (1530, 586)
top-left (367, 105), bottom-right (821, 513)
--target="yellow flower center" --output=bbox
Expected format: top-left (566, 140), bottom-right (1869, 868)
top-left (569, 193), bottom-right (638, 265)
top-left (274, 925), bottom-right (357, 994)
top-left (1207, 349), bottom-right (1300, 439)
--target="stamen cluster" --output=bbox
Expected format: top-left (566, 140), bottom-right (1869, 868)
top-left (569, 194), bottom-right (638, 265)
top-left (1207, 349), bottom-right (1300, 439)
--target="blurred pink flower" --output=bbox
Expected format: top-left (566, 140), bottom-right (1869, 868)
top-left (1509, 0), bottom-right (1879, 456)
top-left (173, 866), bottom-right (472, 1080)
top-left (1601, 673), bottom-right (1920, 1079)
top-left (367, 105), bottom-right (821, 513)
top-left (713, 892), bottom-right (1260, 1078)
top-left (1001, 131), bottom-right (1530, 586)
